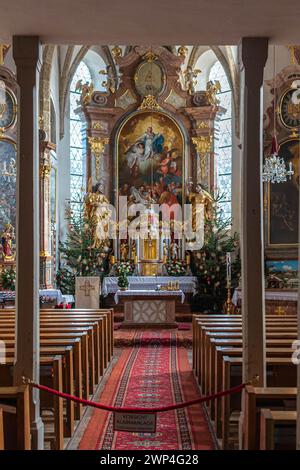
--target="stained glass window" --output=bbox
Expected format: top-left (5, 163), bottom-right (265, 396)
top-left (69, 61), bottom-right (91, 217)
top-left (209, 61), bottom-right (232, 221)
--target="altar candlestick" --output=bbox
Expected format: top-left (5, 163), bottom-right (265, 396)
top-left (226, 252), bottom-right (231, 287)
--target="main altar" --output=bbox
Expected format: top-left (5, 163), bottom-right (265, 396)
top-left (69, 46), bottom-right (224, 320)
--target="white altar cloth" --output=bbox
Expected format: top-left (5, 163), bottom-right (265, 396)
top-left (0, 289), bottom-right (74, 305)
top-left (232, 288), bottom-right (298, 306)
top-left (103, 276), bottom-right (198, 297)
top-left (114, 289), bottom-right (185, 304)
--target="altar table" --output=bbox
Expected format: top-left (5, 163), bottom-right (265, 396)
top-left (114, 289), bottom-right (185, 326)
top-left (232, 288), bottom-right (297, 315)
top-left (103, 276), bottom-right (198, 297)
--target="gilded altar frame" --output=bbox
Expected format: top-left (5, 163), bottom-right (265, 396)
top-left (115, 109), bottom-right (187, 214)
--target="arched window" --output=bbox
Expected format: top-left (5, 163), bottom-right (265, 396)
top-left (209, 61), bottom-right (232, 220)
top-left (69, 61), bottom-right (91, 216)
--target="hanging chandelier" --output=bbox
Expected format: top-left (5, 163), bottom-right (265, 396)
top-left (262, 46), bottom-right (294, 184)
top-left (262, 135), bottom-right (294, 183)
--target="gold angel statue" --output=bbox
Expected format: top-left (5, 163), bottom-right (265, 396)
top-left (206, 80), bottom-right (221, 106)
top-left (84, 179), bottom-right (112, 248)
top-left (183, 66), bottom-right (201, 95)
top-left (75, 80), bottom-right (94, 106)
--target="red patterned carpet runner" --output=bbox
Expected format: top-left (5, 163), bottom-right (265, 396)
top-left (79, 330), bottom-right (214, 450)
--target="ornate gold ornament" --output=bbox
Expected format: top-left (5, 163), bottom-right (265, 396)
top-left (192, 135), bottom-right (212, 178)
top-left (40, 160), bottom-right (51, 179)
top-left (197, 121), bottom-right (209, 129)
top-left (177, 46), bottom-right (188, 58)
top-left (112, 45), bottom-right (122, 59)
top-left (39, 115), bottom-right (44, 130)
top-left (40, 250), bottom-right (51, 258)
top-left (288, 45), bottom-right (296, 65)
top-left (88, 136), bottom-right (109, 180)
top-left (143, 51), bottom-right (157, 63)
top-left (192, 135), bottom-right (212, 154)
top-left (0, 44), bottom-right (9, 66)
top-left (75, 80), bottom-right (94, 106)
top-left (92, 121), bottom-right (103, 130)
top-left (99, 65), bottom-right (119, 94)
top-left (138, 94), bottom-right (161, 110)
top-left (206, 80), bottom-right (221, 106)
top-left (183, 66), bottom-right (201, 95)
top-left (0, 86), bottom-right (17, 131)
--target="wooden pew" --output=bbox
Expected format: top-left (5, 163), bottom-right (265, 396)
top-left (243, 385), bottom-right (297, 450)
top-left (193, 316), bottom-right (297, 382)
top-left (208, 338), bottom-right (295, 421)
top-left (3, 345), bottom-right (74, 438)
top-left (0, 356), bottom-right (64, 450)
top-left (0, 330), bottom-right (90, 402)
top-left (0, 323), bottom-right (96, 395)
top-left (197, 322), bottom-right (297, 391)
top-left (221, 356), bottom-right (297, 450)
top-left (0, 308), bottom-right (114, 449)
top-left (260, 409), bottom-right (297, 450)
top-left (0, 385), bottom-right (30, 450)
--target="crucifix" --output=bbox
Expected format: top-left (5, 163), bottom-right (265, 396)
top-left (274, 306), bottom-right (285, 316)
top-left (79, 279), bottom-right (96, 297)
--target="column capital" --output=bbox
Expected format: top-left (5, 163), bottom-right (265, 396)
top-left (239, 37), bottom-right (268, 85)
top-left (12, 36), bottom-right (42, 73)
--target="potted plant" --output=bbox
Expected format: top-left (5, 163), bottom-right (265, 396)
top-left (117, 270), bottom-right (129, 290)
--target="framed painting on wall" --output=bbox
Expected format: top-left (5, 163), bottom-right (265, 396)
top-left (267, 138), bottom-right (299, 252)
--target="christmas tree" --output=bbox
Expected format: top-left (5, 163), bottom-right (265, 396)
top-left (192, 192), bottom-right (240, 312)
top-left (56, 205), bottom-right (111, 294)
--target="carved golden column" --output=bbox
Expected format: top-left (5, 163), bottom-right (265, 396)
top-left (39, 140), bottom-right (55, 288)
top-left (88, 136), bottom-right (109, 183)
top-left (192, 135), bottom-right (212, 187)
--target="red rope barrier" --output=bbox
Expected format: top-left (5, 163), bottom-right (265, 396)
top-left (25, 379), bottom-right (245, 413)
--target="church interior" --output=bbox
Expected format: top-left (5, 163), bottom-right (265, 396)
top-left (0, 0), bottom-right (300, 456)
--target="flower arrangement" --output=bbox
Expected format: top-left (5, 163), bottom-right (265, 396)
top-left (1, 268), bottom-right (16, 291)
top-left (114, 260), bottom-right (135, 276)
top-left (117, 271), bottom-right (129, 290)
top-left (165, 260), bottom-right (187, 276)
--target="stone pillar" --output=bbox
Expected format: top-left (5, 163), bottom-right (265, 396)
top-left (239, 38), bottom-right (268, 386)
top-left (13, 36), bottom-right (44, 449)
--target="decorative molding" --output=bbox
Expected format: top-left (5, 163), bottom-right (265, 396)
top-left (138, 94), bottom-right (161, 110)
top-left (192, 135), bottom-right (212, 154)
top-left (88, 136), bottom-right (109, 180)
top-left (143, 51), bottom-right (158, 63)
top-left (164, 89), bottom-right (186, 109)
top-left (115, 89), bottom-right (137, 110)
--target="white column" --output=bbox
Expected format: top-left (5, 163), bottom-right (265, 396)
top-left (13, 36), bottom-right (44, 449)
top-left (239, 38), bottom-right (268, 386)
